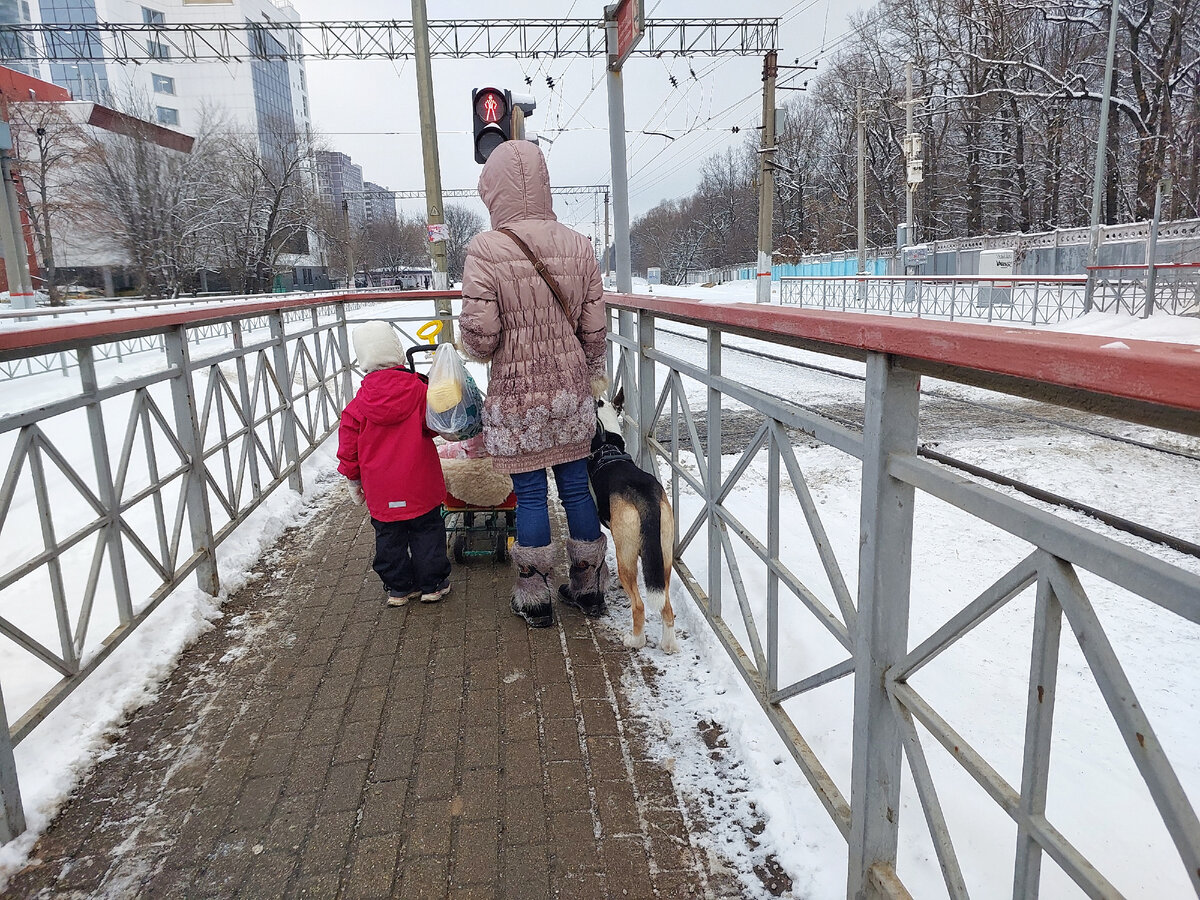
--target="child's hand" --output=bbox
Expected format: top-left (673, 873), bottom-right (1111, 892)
top-left (347, 480), bottom-right (365, 505)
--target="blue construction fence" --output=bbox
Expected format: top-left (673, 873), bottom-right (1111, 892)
top-left (727, 257), bottom-right (889, 280)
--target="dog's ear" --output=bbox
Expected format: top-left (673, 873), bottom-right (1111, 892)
top-left (612, 386), bottom-right (625, 411)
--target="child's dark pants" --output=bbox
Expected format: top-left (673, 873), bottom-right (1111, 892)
top-left (371, 507), bottom-right (451, 595)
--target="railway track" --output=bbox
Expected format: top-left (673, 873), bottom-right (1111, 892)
top-left (652, 325), bottom-right (1200, 560)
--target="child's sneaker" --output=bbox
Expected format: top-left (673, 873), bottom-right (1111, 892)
top-left (387, 589), bottom-right (421, 607)
top-left (420, 583), bottom-right (451, 604)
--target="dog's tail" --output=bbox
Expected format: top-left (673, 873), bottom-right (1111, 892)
top-left (639, 491), bottom-right (674, 614)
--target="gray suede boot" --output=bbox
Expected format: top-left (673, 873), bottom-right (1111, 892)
top-left (557, 535), bottom-right (610, 619)
top-left (510, 542), bottom-right (556, 628)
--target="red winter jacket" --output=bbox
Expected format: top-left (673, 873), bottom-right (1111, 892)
top-left (337, 367), bottom-right (446, 522)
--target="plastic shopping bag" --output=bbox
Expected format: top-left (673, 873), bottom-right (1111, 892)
top-left (425, 343), bottom-right (484, 440)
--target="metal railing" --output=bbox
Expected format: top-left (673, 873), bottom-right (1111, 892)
top-left (607, 297), bottom-right (1200, 898)
top-left (1088, 264), bottom-right (1200, 318)
top-left (0, 292), bottom-right (453, 841)
top-left (778, 275), bottom-right (1088, 325)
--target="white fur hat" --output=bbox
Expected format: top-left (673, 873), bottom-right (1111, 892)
top-left (353, 321), bottom-right (404, 372)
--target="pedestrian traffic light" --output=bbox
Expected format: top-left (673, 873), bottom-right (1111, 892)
top-left (473, 87), bottom-right (511, 164)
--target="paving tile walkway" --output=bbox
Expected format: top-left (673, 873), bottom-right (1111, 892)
top-left (4, 490), bottom-right (743, 899)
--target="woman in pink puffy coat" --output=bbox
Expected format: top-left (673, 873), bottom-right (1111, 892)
top-left (459, 141), bottom-right (610, 628)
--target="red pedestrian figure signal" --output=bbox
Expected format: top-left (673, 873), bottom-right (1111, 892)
top-left (479, 91), bottom-right (503, 123)
top-left (472, 87), bottom-right (512, 163)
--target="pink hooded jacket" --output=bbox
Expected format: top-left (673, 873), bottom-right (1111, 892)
top-left (459, 142), bottom-right (607, 474)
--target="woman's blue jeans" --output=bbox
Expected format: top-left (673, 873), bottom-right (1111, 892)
top-left (511, 458), bottom-right (601, 547)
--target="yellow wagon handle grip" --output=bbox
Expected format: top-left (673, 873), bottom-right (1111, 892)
top-left (417, 320), bottom-right (444, 344)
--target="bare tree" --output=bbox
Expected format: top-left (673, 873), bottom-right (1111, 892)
top-left (360, 212), bottom-right (427, 284)
top-left (74, 96), bottom-right (226, 297)
top-left (7, 101), bottom-right (84, 305)
top-left (213, 120), bottom-right (323, 293)
top-left (444, 204), bottom-right (485, 283)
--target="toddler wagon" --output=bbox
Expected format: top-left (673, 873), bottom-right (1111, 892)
top-left (407, 340), bottom-right (516, 563)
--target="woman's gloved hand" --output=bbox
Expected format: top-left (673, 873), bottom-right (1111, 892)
top-left (590, 374), bottom-right (610, 400)
top-left (347, 479), bottom-right (365, 505)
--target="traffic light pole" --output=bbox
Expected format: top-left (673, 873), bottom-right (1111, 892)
top-left (411, 0), bottom-right (453, 334)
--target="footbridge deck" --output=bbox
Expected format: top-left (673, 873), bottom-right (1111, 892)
top-left (2, 492), bottom-right (732, 898)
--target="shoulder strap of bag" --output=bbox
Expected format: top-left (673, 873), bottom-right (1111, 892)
top-left (496, 227), bottom-right (574, 325)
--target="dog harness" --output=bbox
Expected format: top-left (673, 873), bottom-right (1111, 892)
top-left (589, 442), bottom-right (634, 475)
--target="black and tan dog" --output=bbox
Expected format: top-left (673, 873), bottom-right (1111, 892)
top-left (591, 390), bottom-right (679, 653)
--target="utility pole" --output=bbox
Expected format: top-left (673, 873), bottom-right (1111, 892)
top-left (605, 8), bottom-right (632, 294)
top-left (411, 0), bottom-right (453, 335)
top-left (857, 87), bottom-right (866, 276)
top-left (1143, 174), bottom-right (1172, 318)
top-left (904, 62), bottom-right (915, 241)
top-left (755, 50), bottom-right (777, 304)
top-left (604, 190), bottom-right (611, 281)
top-left (1084, 0), bottom-right (1122, 312)
top-left (341, 198), bottom-right (354, 289)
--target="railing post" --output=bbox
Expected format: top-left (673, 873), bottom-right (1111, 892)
top-left (165, 326), bottom-right (219, 596)
top-left (0, 683), bottom-right (26, 843)
top-left (637, 311), bottom-right (656, 474)
top-left (335, 302), bottom-right (354, 405)
top-left (618, 309), bottom-right (638, 452)
top-left (604, 305), bottom-right (615, 388)
top-left (848, 353), bottom-right (919, 899)
top-left (269, 311), bottom-right (303, 493)
top-left (79, 346), bottom-right (134, 625)
top-left (707, 328), bottom-right (723, 619)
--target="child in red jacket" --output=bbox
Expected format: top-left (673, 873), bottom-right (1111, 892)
top-left (338, 321), bottom-right (451, 606)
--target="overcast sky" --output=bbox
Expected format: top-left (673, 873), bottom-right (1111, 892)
top-left (297, 0), bottom-right (873, 240)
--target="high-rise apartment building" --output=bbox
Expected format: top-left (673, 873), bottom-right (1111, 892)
top-left (35, 0), bottom-right (311, 151)
top-left (0, 0), bottom-right (38, 78)
top-left (316, 150), bottom-right (365, 229)
top-left (363, 182), bottom-right (397, 225)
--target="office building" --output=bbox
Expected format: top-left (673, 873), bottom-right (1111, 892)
top-left (37, 0), bottom-right (312, 156)
top-left (0, 0), bottom-right (38, 78)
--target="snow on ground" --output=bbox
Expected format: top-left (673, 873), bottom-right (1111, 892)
top-left (608, 431), bottom-right (1199, 898)
top-left (0, 445), bottom-right (341, 886)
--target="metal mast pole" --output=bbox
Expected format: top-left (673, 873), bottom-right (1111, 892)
top-left (857, 87), bottom-right (866, 275)
top-left (411, 0), bottom-right (453, 333)
top-left (0, 125), bottom-right (34, 308)
top-left (606, 14), bottom-right (632, 294)
top-left (604, 190), bottom-right (611, 280)
top-left (0, 154), bottom-right (26, 308)
top-left (905, 62), bottom-right (914, 240)
top-left (1084, 0), bottom-right (1121, 312)
top-left (341, 198), bottom-right (354, 289)
top-left (755, 50), bottom-right (777, 304)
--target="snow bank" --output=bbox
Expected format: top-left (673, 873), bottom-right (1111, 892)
top-left (0, 443), bottom-right (339, 886)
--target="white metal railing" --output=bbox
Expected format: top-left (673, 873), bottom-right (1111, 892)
top-left (0, 293), bottom-right (451, 841)
top-left (607, 296), bottom-right (1200, 899)
top-left (1087, 264), bottom-right (1200, 318)
top-left (778, 275), bottom-right (1088, 325)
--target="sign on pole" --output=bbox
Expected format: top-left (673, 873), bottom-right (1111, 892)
top-left (609, 0), bottom-right (643, 71)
